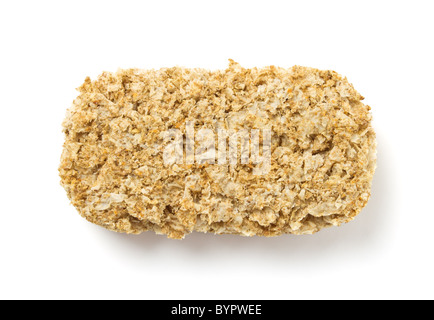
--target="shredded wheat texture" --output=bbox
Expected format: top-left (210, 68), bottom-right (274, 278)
top-left (59, 60), bottom-right (376, 239)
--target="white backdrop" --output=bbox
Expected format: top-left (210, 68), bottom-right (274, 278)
top-left (0, 0), bottom-right (433, 300)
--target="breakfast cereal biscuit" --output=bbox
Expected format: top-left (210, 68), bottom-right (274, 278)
top-left (59, 60), bottom-right (376, 239)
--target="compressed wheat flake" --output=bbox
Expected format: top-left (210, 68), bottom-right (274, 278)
top-left (59, 60), bottom-right (376, 239)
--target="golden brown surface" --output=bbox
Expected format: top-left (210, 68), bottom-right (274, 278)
top-left (59, 60), bottom-right (376, 239)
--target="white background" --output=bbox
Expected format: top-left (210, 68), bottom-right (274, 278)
top-left (0, 0), bottom-right (433, 300)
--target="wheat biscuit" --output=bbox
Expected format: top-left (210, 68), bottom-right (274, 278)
top-left (59, 60), bottom-right (376, 239)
